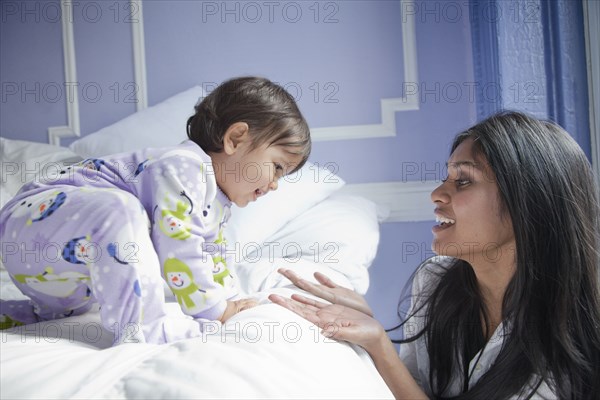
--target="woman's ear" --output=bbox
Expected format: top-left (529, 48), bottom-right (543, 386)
top-left (223, 122), bottom-right (249, 155)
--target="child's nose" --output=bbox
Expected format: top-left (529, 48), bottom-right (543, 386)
top-left (268, 180), bottom-right (278, 191)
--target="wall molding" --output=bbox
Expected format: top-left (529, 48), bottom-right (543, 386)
top-left (48, 0), bottom-right (80, 146)
top-left (340, 180), bottom-right (437, 223)
top-left (49, 0), bottom-right (418, 145)
top-left (312, 0), bottom-right (419, 142)
top-left (124, 0), bottom-right (419, 143)
top-left (131, 0), bottom-right (148, 111)
top-left (49, 0), bottom-right (147, 146)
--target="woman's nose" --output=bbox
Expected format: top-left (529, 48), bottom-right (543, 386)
top-left (430, 182), bottom-right (449, 204)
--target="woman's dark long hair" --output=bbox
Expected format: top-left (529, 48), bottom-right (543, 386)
top-left (392, 111), bottom-right (600, 399)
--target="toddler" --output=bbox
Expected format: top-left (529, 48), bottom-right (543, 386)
top-left (0, 76), bottom-right (311, 344)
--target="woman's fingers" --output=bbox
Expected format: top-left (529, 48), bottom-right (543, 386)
top-left (278, 268), bottom-right (336, 302)
top-left (290, 293), bottom-right (329, 309)
top-left (269, 294), bottom-right (317, 321)
top-left (280, 268), bottom-right (336, 290)
top-left (278, 268), bottom-right (302, 285)
top-left (270, 294), bottom-right (367, 343)
top-left (314, 271), bottom-right (338, 289)
top-left (301, 283), bottom-right (336, 303)
top-left (269, 294), bottom-right (336, 328)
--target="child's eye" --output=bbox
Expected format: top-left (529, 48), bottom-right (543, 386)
top-left (274, 163), bottom-right (283, 171)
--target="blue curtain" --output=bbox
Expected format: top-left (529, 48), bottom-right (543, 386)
top-left (470, 0), bottom-right (591, 158)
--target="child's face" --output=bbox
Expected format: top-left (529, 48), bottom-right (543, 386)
top-left (214, 141), bottom-right (301, 207)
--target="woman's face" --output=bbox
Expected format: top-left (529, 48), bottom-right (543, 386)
top-left (430, 137), bottom-right (515, 265)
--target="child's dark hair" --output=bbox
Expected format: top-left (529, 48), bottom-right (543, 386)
top-left (187, 76), bottom-right (311, 173)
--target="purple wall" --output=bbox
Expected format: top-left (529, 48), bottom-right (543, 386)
top-left (72, 0), bottom-right (137, 135)
top-left (1, 0), bottom-right (65, 141)
top-left (0, 0), bottom-right (477, 325)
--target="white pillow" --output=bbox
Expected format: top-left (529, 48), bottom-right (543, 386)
top-left (229, 193), bottom-right (379, 295)
top-left (69, 86), bottom-right (205, 158)
top-left (224, 162), bottom-right (345, 251)
top-left (0, 137), bottom-right (82, 209)
top-left (0, 138), bottom-right (82, 271)
top-left (259, 193), bottom-right (380, 294)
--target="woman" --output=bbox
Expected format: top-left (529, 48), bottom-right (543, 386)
top-left (270, 111), bottom-right (600, 399)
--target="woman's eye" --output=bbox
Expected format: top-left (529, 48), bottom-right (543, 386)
top-left (441, 177), bottom-right (471, 186)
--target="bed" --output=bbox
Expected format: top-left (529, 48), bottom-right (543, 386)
top-left (0, 87), bottom-right (393, 399)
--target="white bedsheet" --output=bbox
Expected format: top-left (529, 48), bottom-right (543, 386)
top-left (0, 199), bottom-right (389, 399)
top-left (1, 284), bottom-right (392, 399)
top-left (0, 138), bottom-right (390, 399)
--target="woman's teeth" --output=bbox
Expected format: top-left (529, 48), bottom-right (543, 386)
top-left (436, 216), bottom-right (455, 226)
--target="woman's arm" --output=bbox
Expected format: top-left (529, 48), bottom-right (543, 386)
top-left (367, 333), bottom-right (428, 400)
top-left (268, 293), bottom-right (428, 399)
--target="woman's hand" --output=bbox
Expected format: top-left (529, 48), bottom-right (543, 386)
top-left (219, 298), bottom-right (258, 323)
top-left (268, 292), bottom-right (385, 351)
top-left (277, 268), bottom-right (374, 316)
top-left (270, 282), bottom-right (429, 399)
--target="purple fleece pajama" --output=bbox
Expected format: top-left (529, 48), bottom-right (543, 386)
top-left (0, 140), bottom-right (236, 344)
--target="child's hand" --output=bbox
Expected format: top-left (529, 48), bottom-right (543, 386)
top-left (219, 298), bottom-right (259, 323)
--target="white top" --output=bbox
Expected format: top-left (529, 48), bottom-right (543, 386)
top-left (398, 257), bottom-right (556, 399)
